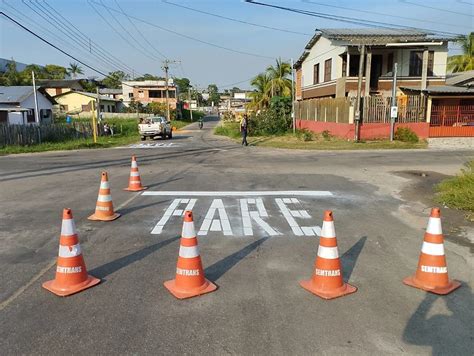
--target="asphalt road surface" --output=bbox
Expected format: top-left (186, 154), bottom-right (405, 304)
top-left (0, 116), bottom-right (473, 355)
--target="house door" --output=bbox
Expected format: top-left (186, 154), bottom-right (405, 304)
top-left (370, 55), bottom-right (383, 90)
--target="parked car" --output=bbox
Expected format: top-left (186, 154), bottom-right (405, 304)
top-left (138, 116), bottom-right (172, 140)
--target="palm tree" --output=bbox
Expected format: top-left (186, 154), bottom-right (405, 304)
top-left (448, 32), bottom-right (474, 73)
top-left (67, 62), bottom-right (84, 79)
top-left (266, 58), bottom-right (292, 97)
top-left (249, 72), bottom-right (272, 110)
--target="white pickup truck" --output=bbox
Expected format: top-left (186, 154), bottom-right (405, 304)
top-left (138, 116), bottom-right (172, 141)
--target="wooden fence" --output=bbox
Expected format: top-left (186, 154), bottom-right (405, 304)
top-left (0, 123), bottom-right (95, 147)
top-left (363, 95), bottom-right (426, 123)
top-left (296, 95), bottom-right (426, 124)
top-left (295, 97), bottom-right (352, 123)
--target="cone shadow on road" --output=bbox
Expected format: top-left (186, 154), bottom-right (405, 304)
top-left (205, 237), bottom-right (269, 282)
top-left (403, 284), bottom-right (472, 356)
top-left (340, 236), bottom-right (367, 282)
top-left (89, 236), bottom-right (180, 280)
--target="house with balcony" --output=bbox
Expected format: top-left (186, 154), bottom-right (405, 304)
top-left (294, 29), bottom-right (449, 100)
top-left (121, 80), bottom-right (177, 108)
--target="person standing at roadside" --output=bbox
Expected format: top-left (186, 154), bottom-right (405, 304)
top-left (240, 114), bottom-right (249, 146)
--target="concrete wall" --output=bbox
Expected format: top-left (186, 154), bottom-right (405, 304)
top-left (296, 119), bottom-right (429, 140)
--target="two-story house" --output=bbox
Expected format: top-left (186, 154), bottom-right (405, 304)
top-left (294, 29), bottom-right (449, 100)
top-left (122, 80), bottom-right (178, 108)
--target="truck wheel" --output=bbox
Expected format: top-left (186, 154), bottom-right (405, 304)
top-left (141, 136), bottom-right (146, 141)
top-left (168, 130), bottom-right (172, 139)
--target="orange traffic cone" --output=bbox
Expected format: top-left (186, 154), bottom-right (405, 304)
top-left (164, 211), bottom-right (217, 299)
top-left (300, 210), bottom-right (357, 299)
top-left (88, 171), bottom-right (120, 221)
top-left (403, 208), bottom-right (461, 295)
top-left (124, 155), bottom-right (147, 192)
top-left (43, 208), bottom-right (100, 296)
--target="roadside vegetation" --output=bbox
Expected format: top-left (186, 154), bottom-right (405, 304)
top-left (214, 122), bottom-right (427, 150)
top-left (435, 161), bottom-right (474, 221)
top-left (0, 110), bottom-right (200, 155)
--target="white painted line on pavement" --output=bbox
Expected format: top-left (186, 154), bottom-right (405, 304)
top-left (142, 190), bottom-right (333, 197)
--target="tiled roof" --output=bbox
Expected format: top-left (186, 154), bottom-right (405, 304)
top-left (0, 86), bottom-right (34, 103)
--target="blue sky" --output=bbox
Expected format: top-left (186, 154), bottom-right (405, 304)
top-left (1, 0), bottom-right (472, 89)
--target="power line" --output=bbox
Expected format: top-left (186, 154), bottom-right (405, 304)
top-left (0, 12), bottom-right (137, 87)
top-left (218, 77), bottom-right (254, 89)
top-left (301, 0), bottom-right (468, 29)
top-left (162, 0), bottom-right (312, 36)
top-left (245, 0), bottom-right (463, 37)
top-left (400, 0), bottom-right (473, 18)
top-left (22, 0), bottom-right (136, 76)
top-left (90, 0), bottom-right (276, 60)
top-left (42, 0), bottom-right (138, 75)
top-left (113, 0), bottom-right (168, 59)
top-left (87, 0), bottom-right (160, 62)
top-left (2, 2), bottom-right (112, 75)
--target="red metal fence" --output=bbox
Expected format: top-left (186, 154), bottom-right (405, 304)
top-left (429, 104), bottom-right (474, 137)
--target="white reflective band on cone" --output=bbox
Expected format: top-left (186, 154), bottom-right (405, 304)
top-left (100, 181), bottom-right (110, 189)
top-left (96, 206), bottom-right (110, 211)
top-left (321, 221), bottom-right (336, 238)
top-left (131, 161), bottom-right (138, 168)
top-left (179, 245), bottom-right (200, 258)
top-left (182, 221), bottom-right (196, 238)
top-left (130, 172), bottom-right (140, 177)
top-left (98, 195), bottom-right (112, 202)
top-left (426, 217), bottom-right (442, 235)
top-left (422, 241), bottom-right (445, 256)
top-left (421, 265), bottom-right (447, 273)
top-left (317, 245), bottom-right (339, 259)
top-left (61, 219), bottom-right (77, 236)
top-left (58, 244), bottom-right (82, 258)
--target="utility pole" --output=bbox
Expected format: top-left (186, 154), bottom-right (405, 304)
top-left (32, 71), bottom-right (40, 124)
top-left (162, 59), bottom-right (180, 122)
top-left (390, 63), bottom-right (398, 142)
top-left (291, 57), bottom-right (295, 134)
top-left (188, 86), bottom-right (193, 121)
top-left (354, 44), bottom-right (366, 142)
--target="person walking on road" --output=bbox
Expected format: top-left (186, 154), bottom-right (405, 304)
top-left (240, 114), bottom-right (249, 146)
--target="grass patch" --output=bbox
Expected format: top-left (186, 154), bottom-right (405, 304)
top-left (435, 161), bottom-right (474, 221)
top-left (213, 122), bottom-right (427, 150)
top-left (214, 122), bottom-right (242, 139)
top-left (0, 134), bottom-right (139, 155)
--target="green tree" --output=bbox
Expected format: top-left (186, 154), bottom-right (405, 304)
top-left (135, 73), bottom-right (162, 81)
top-left (448, 32), bottom-right (474, 73)
top-left (19, 64), bottom-right (45, 85)
top-left (102, 71), bottom-right (129, 88)
top-left (43, 64), bottom-right (67, 79)
top-left (230, 86), bottom-right (241, 94)
top-left (207, 83), bottom-right (220, 106)
top-left (3, 59), bottom-right (21, 86)
top-left (266, 58), bottom-right (292, 97)
top-left (67, 62), bottom-right (83, 79)
top-left (249, 72), bottom-right (271, 110)
top-left (174, 77), bottom-right (190, 93)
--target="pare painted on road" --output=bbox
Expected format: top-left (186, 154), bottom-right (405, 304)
top-left (128, 142), bottom-right (180, 149)
top-left (142, 191), bottom-right (333, 237)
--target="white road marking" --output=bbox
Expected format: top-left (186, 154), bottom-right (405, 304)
top-left (151, 198), bottom-right (197, 234)
top-left (240, 198), bottom-right (280, 236)
top-left (128, 142), bottom-right (179, 148)
top-left (198, 199), bottom-right (233, 236)
top-left (142, 191), bottom-right (332, 197)
top-left (275, 198), bottom-right (321, 236)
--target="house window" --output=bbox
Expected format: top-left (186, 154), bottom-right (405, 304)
top-left (409, 51), bottom-right (423, 76)
top-left (168, 90), bottom-right (176, 98)
top-left (149, 90), bottom-right (162, 98)
top-left (60, 105), bottom-right (68, 112)
top-left (128, 93), bottom-right (133, 98)
top-left (349, 55), bottom-right (361, 76)
top-left (324, 59), bottom-right (332, 82)
top-left (100, 105), bottom-right (105, 111)
top-left (387, 53), bottom-right (394, 74)
top-left (428, 51), bottom-right (434, 76)
top-left (313, 63), bottom-right (319, 84)
top-left (27, 109), bottom-right (35, 123)
top-left (82, 104), bottom-right (90, 112)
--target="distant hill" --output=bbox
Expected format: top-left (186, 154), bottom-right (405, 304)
top-left (0, 58), bottom-right (42, 73)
